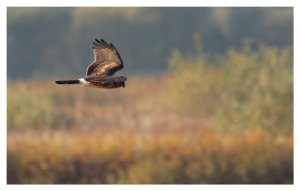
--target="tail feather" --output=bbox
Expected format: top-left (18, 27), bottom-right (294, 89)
top-left (54, 80), bottom-right (80, 85)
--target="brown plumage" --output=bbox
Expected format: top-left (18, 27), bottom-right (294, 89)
top-left (55, 38), bottom-right (127, 89)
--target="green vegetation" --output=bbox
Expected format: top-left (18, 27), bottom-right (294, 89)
top-left (168, 44), bottom-right (293, 133)
top-left (7, 44), bottom-right (293, 183)
top-left (7, 78), bottom-right (161, 130)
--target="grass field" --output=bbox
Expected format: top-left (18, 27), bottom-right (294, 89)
top-left (7, 45), bottom-right (293, 184)
top-left (8, 128), bottom-right (293, 184)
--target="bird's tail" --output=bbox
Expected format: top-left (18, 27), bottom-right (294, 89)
top-left (54, 80), bottom-right (80, 85)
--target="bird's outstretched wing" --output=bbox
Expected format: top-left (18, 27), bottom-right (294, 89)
top-left (86, 38), bottom-right (124, 78)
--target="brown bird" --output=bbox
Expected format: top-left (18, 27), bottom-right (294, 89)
top-left (55, 38), bottom-right (127, 89)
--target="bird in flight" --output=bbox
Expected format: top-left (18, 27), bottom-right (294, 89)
top-left (55, 38), bottom-right (127, 89)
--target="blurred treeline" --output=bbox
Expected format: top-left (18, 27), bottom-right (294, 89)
top-left (7, 7), bottom-right (293, 80)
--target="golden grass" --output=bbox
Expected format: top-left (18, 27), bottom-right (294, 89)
top-left (8, 128), bottom-right (293, 184)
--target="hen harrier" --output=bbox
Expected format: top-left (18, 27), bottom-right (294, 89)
top-left (55, 38), bottom-right (127, 89)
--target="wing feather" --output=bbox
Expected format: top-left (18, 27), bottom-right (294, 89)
top-left (86, 38), bottom-right (124, 77)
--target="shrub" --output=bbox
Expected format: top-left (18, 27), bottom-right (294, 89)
top-left (168, 44), bottom-right (293, 133)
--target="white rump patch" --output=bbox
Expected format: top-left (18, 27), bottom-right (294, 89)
top-left (79, 78), bottom-right (89, 84)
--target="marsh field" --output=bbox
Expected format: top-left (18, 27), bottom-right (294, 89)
top-left (7, 45), bottom-right (293, 184)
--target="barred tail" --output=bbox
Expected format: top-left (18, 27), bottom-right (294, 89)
top-left (54, 80), bottom-right (80, 85)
